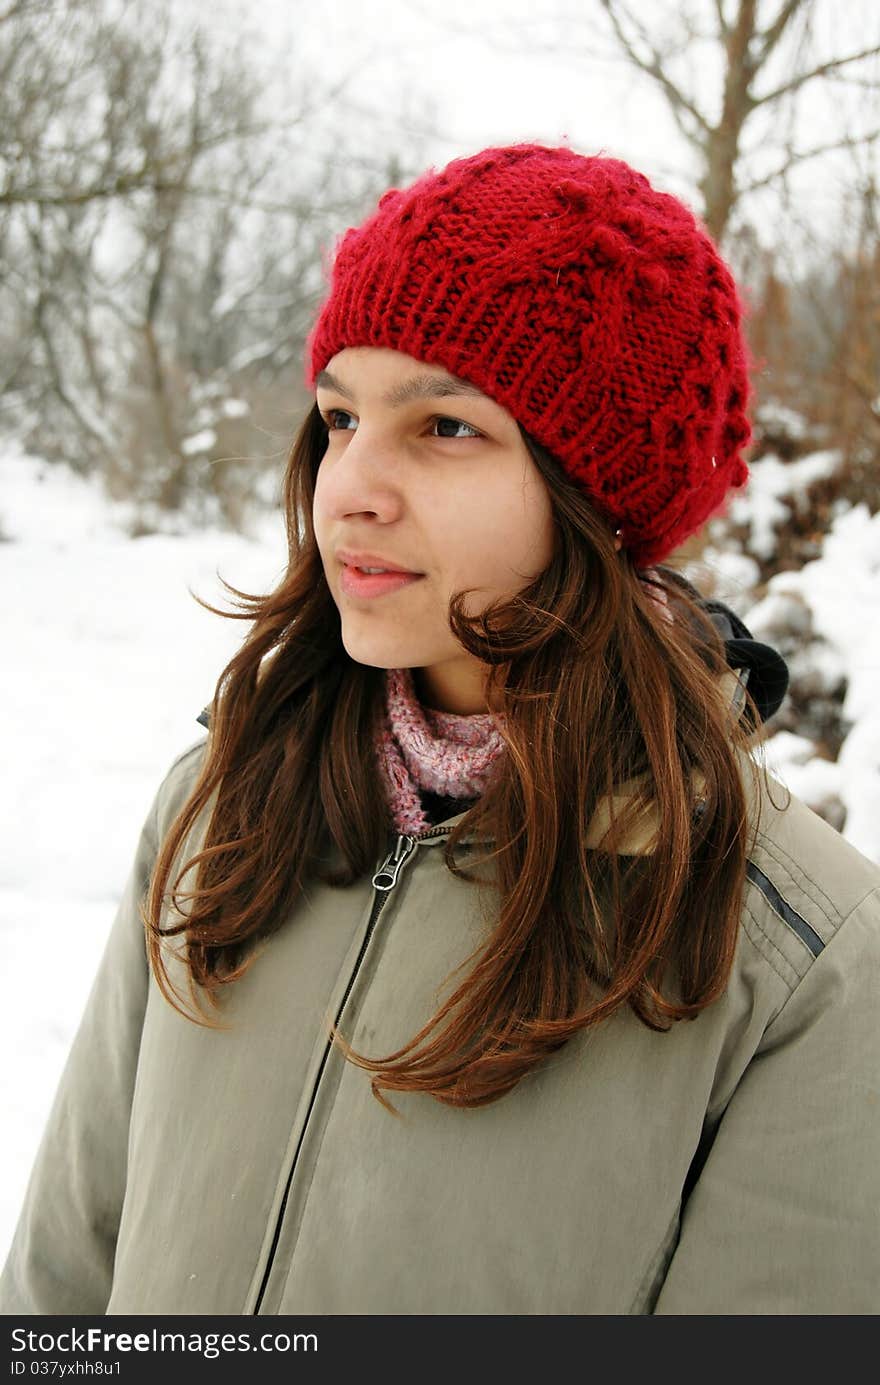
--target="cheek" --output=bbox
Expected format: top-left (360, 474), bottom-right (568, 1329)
top-left (519, 473), bottom-right (555, 562)
top-left (311, 468), bottom-right (332, 536)
top-left (533, 493), bottom-right (556, 565)
top-left (312, 463), bottom-right (327, 508)
top-left (483, 482), bottom-right (553, 566)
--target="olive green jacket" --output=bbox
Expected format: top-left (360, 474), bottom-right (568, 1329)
top-left (2, 720), bottom-right (880, 1316)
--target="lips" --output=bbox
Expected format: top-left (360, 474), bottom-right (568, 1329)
top-left (336, 549), bottom-right (424, 576)
top-left (339, 565), bottom-right (424, 599)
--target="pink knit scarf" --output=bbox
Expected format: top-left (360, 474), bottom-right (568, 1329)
top-left (374, 570), bottom-right (672, 836)
top-left (374, 667), bottom-right (507, 835)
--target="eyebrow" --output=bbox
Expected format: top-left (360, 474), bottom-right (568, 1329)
top-left (314, 367), bottom-right (487, 407)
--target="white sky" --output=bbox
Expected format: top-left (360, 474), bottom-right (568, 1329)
top-left (198, 0), bottom-right (880, 258)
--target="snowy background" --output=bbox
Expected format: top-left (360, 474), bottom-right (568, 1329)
top-left (3, 434), bottom-right (879, 1261)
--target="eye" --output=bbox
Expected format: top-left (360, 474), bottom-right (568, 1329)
top-left (432, 416), bottom-right (482, 439)
top-left (319, 408), bottom-right (482, 440)
top-left (322, 408), bottom-right (357, 432)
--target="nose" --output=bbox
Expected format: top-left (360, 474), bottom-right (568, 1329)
top-left (319, 425), bottom-right (407, 521)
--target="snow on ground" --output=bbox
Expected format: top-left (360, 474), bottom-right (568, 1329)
top-left (700, 453), bottom-right (880, 861)
top-left (2, 443), bottom-right (286, 1262)
top-left (725, 447), bottom-right (843, 561)
top-left (753, 503), bottom-right (880, 858)
top-left (2, 444), bottom-right (879, 1266)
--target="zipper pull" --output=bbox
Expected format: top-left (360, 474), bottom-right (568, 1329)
top-left (371, 834), bottom-right (417, 892)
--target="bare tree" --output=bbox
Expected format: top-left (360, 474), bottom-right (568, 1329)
top-left (0, 0), bottom-right (435, 526)
top-left (593, 0), bottom-right (880, 241)
top-left (0, 0), bottom-right (351, 211)
top-left (432, 0), bottom-right (880, 244)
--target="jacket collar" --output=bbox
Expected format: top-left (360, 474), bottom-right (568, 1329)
top-left (434, 665), bottom-right (752, 854)
top-left (200, 664), bottom-right (751, 856)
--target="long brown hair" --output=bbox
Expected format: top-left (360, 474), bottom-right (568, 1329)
top-left (143, 401), bottom-right (774, 1109)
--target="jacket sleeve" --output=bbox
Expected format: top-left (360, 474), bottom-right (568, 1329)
top-left (653, 886), bottom-right (880, 1314)
top-left (0, 782), bottom-right (162, 1315)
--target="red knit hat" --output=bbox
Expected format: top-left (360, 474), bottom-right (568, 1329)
top-left (305, 142), bottom-right (752, 567)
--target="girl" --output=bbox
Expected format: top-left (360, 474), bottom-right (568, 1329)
top-left (3, 143), bottom-right (879, 1316)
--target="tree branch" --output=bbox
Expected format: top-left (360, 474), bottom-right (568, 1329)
top-left (753, 0), bottom-right (806, 68)
top-left (598, 0), bottom-right (710, 142)
top-left (752, 43), bottom-right (880, 109)
top-left (737, 127), bottom-right (880, 195)
top-left (712, 0), bottom-right (730, 41)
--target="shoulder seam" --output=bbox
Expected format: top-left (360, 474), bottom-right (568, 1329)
top-left (140, 739), bottom-right (206, 852)
top-left (165, 737), bottom-right (208, 777)
top-left (741, 900), bottom-right (804, 995)
top-left (745, 860), bottom-right (824, 957)
top-left (839, 884), bottom-right (880, 931)
top-left (752, 824), bottom-right (841, 921)
top-left (759, 880), bottom-right (880, 1039)
top-left (748, 833), bottom-right (839, 945)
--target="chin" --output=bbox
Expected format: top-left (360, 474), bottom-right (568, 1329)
top-left (340, 636), bottom-right (408, 670)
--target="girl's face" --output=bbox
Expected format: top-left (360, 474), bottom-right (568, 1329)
top-left (312, 346), bottom-right (555, 714)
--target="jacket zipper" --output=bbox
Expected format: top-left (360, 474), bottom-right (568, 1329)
top-left (251, 827), bottom-right (444, 1314)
